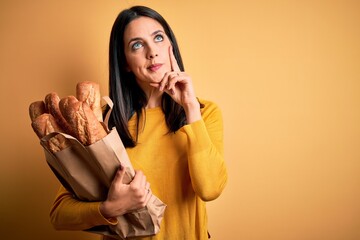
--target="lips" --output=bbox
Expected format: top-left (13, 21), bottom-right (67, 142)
top-left (148, 63), bottom-right (163, 72)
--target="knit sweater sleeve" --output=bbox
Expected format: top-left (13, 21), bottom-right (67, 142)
top-left (181, 100), bottom-right (228, 201)
top-left (49, 185), bottom-right (118, 230)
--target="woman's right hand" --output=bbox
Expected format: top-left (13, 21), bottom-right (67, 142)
top-left (99, 167), bottom-right (151, 218)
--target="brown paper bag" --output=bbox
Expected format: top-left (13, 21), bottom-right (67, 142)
top-left (41, 126), bottom-right (166, 239)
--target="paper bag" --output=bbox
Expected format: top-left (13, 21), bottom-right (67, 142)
top-left (41, 127), bottom-right (166, 239)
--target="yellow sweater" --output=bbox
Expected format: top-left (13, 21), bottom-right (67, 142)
top-left (50, 99), bottom-right (227, 240)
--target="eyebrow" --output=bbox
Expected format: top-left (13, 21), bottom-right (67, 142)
top-left (127, 30), bottom-right (165, 46)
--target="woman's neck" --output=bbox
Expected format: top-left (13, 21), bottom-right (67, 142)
top-left (138, 82), bottom-right (163, 109)
top-left (146, 91), bottom-right (162, 109)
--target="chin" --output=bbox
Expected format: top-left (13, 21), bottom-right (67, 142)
top-left (151, 73), bottom-right (166, 83)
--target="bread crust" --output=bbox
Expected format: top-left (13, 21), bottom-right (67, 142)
top-left (76, 81), bottom-right (103, 122)
top-left (30, 82), bottom-right (107, 151)
top-left (31, 113), bottom-right (69, 152)
top-left (59, 96), bottom-right (107, 145)
top-left (29, 101), bottom-right (47, 122)
top-left (45, 92), bottom-right (72, 134)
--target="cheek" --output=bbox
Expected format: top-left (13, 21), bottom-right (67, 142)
top-left (160, 46), bottom-right (171, 69)
top-left (125, 55), bottom-right (142, 72)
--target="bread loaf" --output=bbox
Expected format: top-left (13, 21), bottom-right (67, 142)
top-left (31, 113), bottom-right (70, 152)
top-left (76, 81), bottom-right (103, 122)
top-left (29, 101), bottom-right (47, 122)
top-left (31, 82), bottom-right (107, 151)
top-left (44, 92), bottom-right (72, 135)
top-left (59, 96), bottom-right (107, 146)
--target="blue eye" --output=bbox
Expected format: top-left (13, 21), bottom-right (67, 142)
top-left (154, 34), bottom-right (164, 42)
top-left (132, 42), bottom-right (143, 50)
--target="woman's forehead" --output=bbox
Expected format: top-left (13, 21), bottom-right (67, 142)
top-left (124, 16), bottom-right (164, 39)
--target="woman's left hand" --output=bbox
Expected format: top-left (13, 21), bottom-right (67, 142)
top-left (150, 46), bottom-right (201, 122)
top-left (151, 46), bottom-right (197, 108)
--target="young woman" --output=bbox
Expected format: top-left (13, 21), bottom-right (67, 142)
top-left (50, 6), bottom-right (227, 240)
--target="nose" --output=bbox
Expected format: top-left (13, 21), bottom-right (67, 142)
top-left (146, 44), bottom-right (158, 59)
top-left (148, 53), bottom-right (158, 59)
top-left (147, 52), bottom-right (158, 59)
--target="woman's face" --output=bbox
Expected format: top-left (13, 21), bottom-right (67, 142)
top-left (123, 16), bottom-right (172, 86)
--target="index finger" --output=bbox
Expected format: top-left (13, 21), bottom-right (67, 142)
top-left (131, 170), bottom-right (146, 187)
top-left (169, 45), bottom-right (181, 72)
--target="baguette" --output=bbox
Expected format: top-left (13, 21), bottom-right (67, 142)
top-left (59, 96), bottom-right (107, 146)
top-left (76, 81), bottom-right (103, 122)
top-left (44, 92), bottom-right (72, 135)
top-left (31, 113), bottom-right (70, 152)
top-left (29, 101), bottom-right (47, 122)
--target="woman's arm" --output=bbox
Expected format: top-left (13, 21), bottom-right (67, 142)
top-left (153, 46), bottom-right (227, 201)
top-left (50, 186), bottom-right (117, 230)
top-left (50, 169), bottom-right (151, 230)
top-left (181, 101), bottom-right (228, 201)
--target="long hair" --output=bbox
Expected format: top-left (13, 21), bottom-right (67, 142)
top-left (108, 6), bottom-right (187, 148)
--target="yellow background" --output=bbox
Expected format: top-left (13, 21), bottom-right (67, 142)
top-left (1, 0), bottom-right (359, 239)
